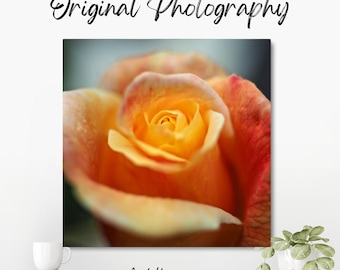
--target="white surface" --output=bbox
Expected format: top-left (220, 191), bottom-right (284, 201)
top-left (1, 1), bottom-right (340, 270)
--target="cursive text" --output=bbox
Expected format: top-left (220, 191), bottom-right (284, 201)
top-left (50, 0), bottom-right (140, 24)
top-left (147, 0), bottom-right (289, 28)
top-left (49, 0), bottom-right (289, 28)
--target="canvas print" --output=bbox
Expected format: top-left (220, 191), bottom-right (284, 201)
top-left (63, 39), bottom-right (271, 247)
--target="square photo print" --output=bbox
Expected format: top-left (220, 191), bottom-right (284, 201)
top-left (63, 39), bottom-right (271, 247)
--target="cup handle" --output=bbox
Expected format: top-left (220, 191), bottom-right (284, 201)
top-left (62, 247), bottom-right (72, 264)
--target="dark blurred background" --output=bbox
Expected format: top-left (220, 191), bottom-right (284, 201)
top-left (63, 39), bottom-right (270, 98)
top-left (63, 39), bottom-right (271, 246)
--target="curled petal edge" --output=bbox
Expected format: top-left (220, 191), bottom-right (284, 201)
top-left (108, 129), bottom-right (188, 173)
top-left (74, 179), bottom-right (241, 238)
top-left (118, 72), bottom-right (233, 139)
top-left (99, 51), bottom-right (227, 94)
top-left (108, 109), bottom-right (226, 173)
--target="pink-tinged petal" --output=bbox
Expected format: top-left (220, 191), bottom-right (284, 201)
top-left (74, 178), bottom-right (241, 239)
top-left (208, 75), bottom-right (271, 247)
top-left (99, 52), bottom-right (227, 94)
top-left (102, 72), bottom-right (236, 214)
top-left (63, 89), bottom-right (121, 185)
top-left (108, 72), bottom-right (234, 170)
top-left (118, 72), bottom-right (233, 141)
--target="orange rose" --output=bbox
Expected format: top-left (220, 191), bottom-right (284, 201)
top-left (63, 52), bottom-right (270, 247)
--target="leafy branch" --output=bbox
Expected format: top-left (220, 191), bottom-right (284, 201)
top-left (256, 225), bottom-right (335, 270)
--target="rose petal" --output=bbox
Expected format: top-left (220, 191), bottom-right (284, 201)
top-left (104, 72), bottom-right (236, 213)
top-left (208, 75), bottom-right (271, 247)
top-left (104, 128), bottom-right (236, 214)
top-left (107, 109), bottom-right (226, 174)
top-left (63, 89), bottom-right (121, 184)
top-left (118, 72), bottom-right (234, 141)
top-left (143, 101), bottom-right (206, 159)
top-left (107, 72), bottom-right (234, 168)
top-left (197, 109), bottom-right (227, 161)
top-left (108, 129), bottom-right (187, 173)
top-left (63, 86), bottom-right (238, 242)
top-left (99, 51), bottom-right (227, 94)
top-left (74, 178), bottom-right (241, 238)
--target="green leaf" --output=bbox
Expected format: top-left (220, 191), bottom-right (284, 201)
top-left (309, 236), bottom-right (322, 241)
top-left (273, 240), bottom-right (291, 251)
top-left (316, 257), bottom-right (335, 269)
top-left (292, 229), bottom-right (309, 243)
top-left (256, 263), bottom-right (271, 270)
top-left (302, 260), bottom-right (318, 270)
top-left (291, 244), bottom-right (311, 260)
top-left (271, 237), bottom-right (284, 242)
top-left (303, 225), bottom-right (313, 233)
top-left (314, 244), bottom-right (335, 257)
top-left (309, 236), bottom-right (329, 242)
top-left (310, 226), bottom-right (324, 236)
top-left (283, 230), bottom-right (292, 240)
top-left (262, 247), bottom-right (275, 258)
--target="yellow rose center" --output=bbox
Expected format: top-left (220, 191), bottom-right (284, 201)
top-left (136, 100), bottom-right (207, 159)
top-left (152, 110), bottom-right (186, 132)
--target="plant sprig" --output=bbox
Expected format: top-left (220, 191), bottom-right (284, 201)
top-left (256, 225), bottom-right (335, 270)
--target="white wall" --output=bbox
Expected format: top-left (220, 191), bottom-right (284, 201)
top-left (1, 1), bottom-right (340, 269)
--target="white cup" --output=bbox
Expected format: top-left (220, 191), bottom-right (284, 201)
top-left (33, 242), bottom-right (71, 270)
